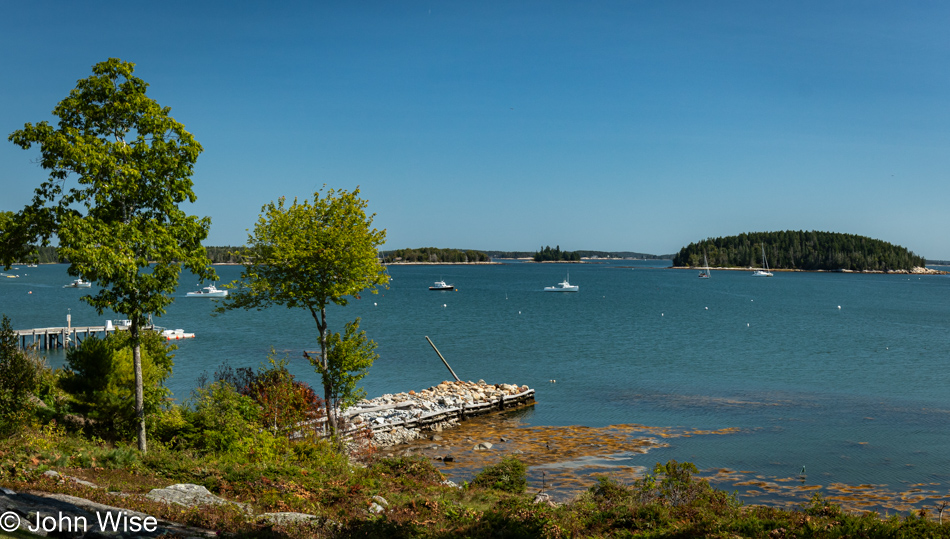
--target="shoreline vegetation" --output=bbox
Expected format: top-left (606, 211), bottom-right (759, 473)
top-left (673, 265), bottom-right (947, 275)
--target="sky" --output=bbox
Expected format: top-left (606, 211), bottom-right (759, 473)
top-left (2, 1), bottom-right (949, 258)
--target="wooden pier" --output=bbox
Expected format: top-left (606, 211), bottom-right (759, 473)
top-left (13, 324), bottom-right (140, 350)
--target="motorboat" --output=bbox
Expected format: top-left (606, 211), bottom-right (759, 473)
top-left (161, 328), bottom-right (195, 340)
top-left (429, 280), bottom-right (455, 291)
top-left (544, 274), bottom-right (579, 292)
top-left (186, 284), bottom-right (228, 297)
top-left (63, 278), bottom-right (92, 288)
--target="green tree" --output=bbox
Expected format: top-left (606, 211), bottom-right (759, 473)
top-left (318, 317), bottom-right (378, 414)
top-left (220, 187), bottom-right (387, 434)
top-left (3, 58), bottom-right (215, 452)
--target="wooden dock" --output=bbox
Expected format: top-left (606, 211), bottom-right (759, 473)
top-left (13, 324), bottom-right (139, 350)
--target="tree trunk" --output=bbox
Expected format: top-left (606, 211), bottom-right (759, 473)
top-left (131, 318), bottom-right (146, 453)
top-left (318, 306), bottom-right (337, 434)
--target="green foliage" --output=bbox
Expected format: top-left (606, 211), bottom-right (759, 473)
top-left (244, 352), bottom-right (324, 434)
top-left (181, 381), bottom-right (263, 454)
top-left (5, 58), bottom-right (215, 452)
top-left (0, 315), bottom-right (39, 434)
top-left (220, 186), bottom-right (388, 434)
top-left (470, 457), bottom-right (528, 494)
top-left (319, 317), bottom-right (377, 413)
top-left (382, 247), bottom-right (490, 263)
top-left (60, 331), bottom-right (174, 438)
top-left (674, 230), bottom-right (927, 271)
top-left (534, 245), bottom-right (581, 262)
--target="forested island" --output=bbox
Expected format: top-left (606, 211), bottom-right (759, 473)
top-left (533, 245), bottom-right (581, 262)
top-left (381, 247), bottom-right (491, 263)
top-left (674, 231), bottom-right (926, 272)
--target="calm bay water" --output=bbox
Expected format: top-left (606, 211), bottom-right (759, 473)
top-left (3, 261), bottom-right (949, 510)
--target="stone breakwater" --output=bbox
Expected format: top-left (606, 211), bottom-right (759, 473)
top-left (345, 380), bottom-right (534, 446)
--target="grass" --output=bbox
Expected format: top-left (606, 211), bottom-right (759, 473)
top-left (3, 424), bottom-right (950, 538)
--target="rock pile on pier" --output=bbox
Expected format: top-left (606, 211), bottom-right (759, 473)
top-left (346, 380), bottom-right (532, 446)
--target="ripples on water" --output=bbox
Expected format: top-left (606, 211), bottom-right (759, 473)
top-left (3, 262), bottom-right (949, 512)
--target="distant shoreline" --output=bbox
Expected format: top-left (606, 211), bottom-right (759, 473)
top-left (383, 261), bottom-right (502, 265)
top-left (673, 266), bottom-right (947, 275)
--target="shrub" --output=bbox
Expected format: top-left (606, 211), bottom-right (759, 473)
top-left (471, 457), bottom-right (528, 494)
top-left (59, 330), bottom-right (174, 438)
top-left (181, 381), bottom-right (262, 454)
top-left (0, 315), bottom-right (40, 434)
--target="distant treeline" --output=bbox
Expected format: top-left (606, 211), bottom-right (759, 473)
top-left (673, 231), bottom-right (925, 272)
top-left (10, 246), bottom-right (245, 265)
top-left (382, 247), bottom-right (491, 263)
top-left (486, 250), bottom-right (670, 259)
top-left (205, 246), bottom-right (245, 264)
top-left (534, 245), bottom-right (581, 262)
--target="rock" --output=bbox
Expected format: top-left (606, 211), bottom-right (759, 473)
top-left (146, 483), bottom-right (250, 513)
top-left (473, 442), bottom-right (493, 451)
top-left (533, 492), bottom-right (557, 506)
top-left (369, 502), bottom-right (385, 514)
top-left (260, 512), bottom-right (321, 526)
top-left (372, 495), bottom-right (389, 507)
top-left (443, 455), bottom-right (454, 462)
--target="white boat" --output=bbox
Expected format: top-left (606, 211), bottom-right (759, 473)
top-left (752, 245), bottom-right (773, 277)
top-left (186, 284), bottom-right (228, 297)
top-left (699, 250), bottom-right (711, 279)
top-left (429, 280), bottom-right (455, 291)
top-left (544, 273), bottom-right (579, 292)
top-left (161, 328), bottom-right (195, 340)
top-left (63, 278), bottom-right (92, 288)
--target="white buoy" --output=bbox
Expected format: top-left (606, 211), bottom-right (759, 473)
top-left (837, 305), bottom-right (841, 309)
top-left (443, 304), bottom-right (447, 308)
top-left (747, 323), bottom-right (750, 327)
top-left (374, 302), bottom-right (377, 306)
top-left (661, 313), bottom-right (664, 316)
top-left (705, 306), bottom-right (708, 310)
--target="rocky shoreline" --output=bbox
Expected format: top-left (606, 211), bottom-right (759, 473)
top-left (344, 380), bottom-right (534, 446)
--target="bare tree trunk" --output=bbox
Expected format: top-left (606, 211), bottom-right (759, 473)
top-left (132, 319), bottom-right (146, 453)
top-left (318, 306), bottom-right (337, 434)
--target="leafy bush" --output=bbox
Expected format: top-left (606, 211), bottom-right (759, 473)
top-left (470, 457), bottom-right (527, 494)
top-left (198, 354), bottom-right (324, 438)
top-left (0, 315), bottom-right (40, 434)
top-left (181, 381), bottom-right (262, 453)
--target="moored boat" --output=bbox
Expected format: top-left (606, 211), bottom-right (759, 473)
top-left (63, 278), bottom-right (92, 288)
top-left (429, 280), bottom-right (455, 291)
top-left (186, 284), bottom-right (228, 297)
top-left (544, 274), bottom-right (579, 292)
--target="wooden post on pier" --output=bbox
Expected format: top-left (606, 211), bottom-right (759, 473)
top-left (425, 336), bottom-right (461, 382)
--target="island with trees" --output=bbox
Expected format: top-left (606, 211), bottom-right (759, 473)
top-left (381, 247), bottom-right (491, 263)
top-left (533, 245), bottom-right (582, 262)
top-left (674, 230), bottom-right (927, 272)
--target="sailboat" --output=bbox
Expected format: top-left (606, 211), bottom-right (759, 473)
top-left (752, 245), bottom-right (773, 277)
top-left (699, 250), bottom-right (711, 279)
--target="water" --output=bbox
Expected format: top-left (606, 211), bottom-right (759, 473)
top-left (3, 261), bottom-right (950, 511)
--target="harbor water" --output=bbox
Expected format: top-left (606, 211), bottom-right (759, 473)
top-left (2, 261), bottom-right (949, 511)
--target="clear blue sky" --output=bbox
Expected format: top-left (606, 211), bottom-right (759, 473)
top-left (3, 1), bottom-right (949, 258)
